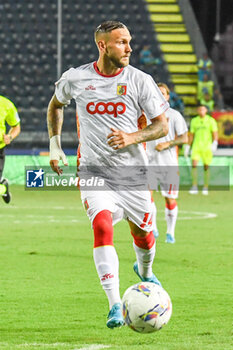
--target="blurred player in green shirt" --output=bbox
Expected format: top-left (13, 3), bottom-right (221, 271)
top-left (0, 95), bottom-right (21, 203)
top-left (184, 105), bottom-right (218, 195)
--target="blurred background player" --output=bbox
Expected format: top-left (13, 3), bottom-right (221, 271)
top-left (0, 95), bottom-right (21, 203)
top-left (199, 92), bottom-right (215, 113)
top-left (185, 105), bottom-right (218, 195)
top-left (169, 84), bottom-right (184, 114)
top-left (197, 53), bottom-right (213, 81)
top-left (47, 21), bottom-right (169, 329)
top-left (147, 83), bottom-right (188, 244)
top-left (139, 44), bottom-right (162, 66)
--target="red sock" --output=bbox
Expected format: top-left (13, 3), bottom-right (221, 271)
top-left (165, 201), bottom-right (177, 210)
top-left (93, 210), bottom-right (113, 248)
top-left (131, 231), bottom-right (155, 250)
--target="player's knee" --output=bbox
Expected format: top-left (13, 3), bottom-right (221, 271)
top-left (93, 210), bottom-right (114, 247)
top-left (165, 198), bottom-right (177, 210)
top-left (131, 231), bottom-right (155, 250)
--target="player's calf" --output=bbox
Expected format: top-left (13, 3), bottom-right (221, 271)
top-left (93, 210), bottom-right (122, 327)
top-left (131, 231), bottom-right (161, 286)
top-left (165, 200), bottom-right (178, 243)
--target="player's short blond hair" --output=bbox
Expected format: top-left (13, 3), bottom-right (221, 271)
top-left (157, 82), bottom-right (170, 96)
top-left (94, 21), bottom-right (127, 43)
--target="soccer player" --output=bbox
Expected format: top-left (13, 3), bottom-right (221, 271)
top-left (185, 105), bottom-right (218, 195)
top-left (146, 83), bottom-right (188, 244)
top-left (0, 95), bottom-right (21, 204)
top-left (47, 21), bottom-right (169, 328)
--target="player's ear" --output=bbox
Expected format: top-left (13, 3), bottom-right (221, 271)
top-left (97, 39), bottom-right (106, 52)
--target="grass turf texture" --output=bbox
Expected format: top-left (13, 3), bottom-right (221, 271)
top-left (0, 186), bottom-right (232, 350)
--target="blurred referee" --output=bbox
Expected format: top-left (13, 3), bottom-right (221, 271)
top-left (0, 95), bottom-right (20, 204)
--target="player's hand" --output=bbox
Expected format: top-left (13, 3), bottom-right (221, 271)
top-left (49, 149), bottom-right (68, 175)
top-left (155, 142), bottom-right (170, 152)
top-left (49, 159), bottom-right (67, 175)
top-left (49, 135), bottom-right (68, 175)
top-left (184, 144), bottom-right (190, 158)
top-left (212, 140), bottom-right (218, 153)
top-left (3, 134), bottom-right (12, 145)
top-left (107, 128), bottom-right (135, 149)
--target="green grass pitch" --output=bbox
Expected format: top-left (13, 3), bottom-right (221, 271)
top-left (0, 186), bottom-right (232, 350)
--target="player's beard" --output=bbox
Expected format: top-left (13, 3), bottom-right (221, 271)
top-left (105, 49), bottom-right (130, 68)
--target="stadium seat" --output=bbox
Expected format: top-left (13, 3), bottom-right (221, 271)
top-left (160, 43), bottom-right (193, 53)
top-left (167, 64), bottom-right (198, 74)
top-left (164, 54), bottom-right (197, 63)
top-left (157, 34), bottom-right (190, 43)
top-left (171, 74), bottom-right (198, 84)
top-left (174, 85), bottom-right (197, 95)
top-left (147, 4), bottom-right (180, 12)
top-left (154, 23), bottom-right (186, 32)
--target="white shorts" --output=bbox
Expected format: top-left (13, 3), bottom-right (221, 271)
top-left (81, 187), bottom-right (153, 232)
top-left (148, 166), bottom-right (179, 199)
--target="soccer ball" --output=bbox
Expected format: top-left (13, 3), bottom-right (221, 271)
top-left (122, 282), bottom-right (172, 333)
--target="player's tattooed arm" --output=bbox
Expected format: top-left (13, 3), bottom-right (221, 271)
top-left (134, 113), bottom-right (168, 143)
top-left (47, 94), bottom-right (65, 138)
top-left (107, 113), bottom-right (168, 149)
top-left (156, 132), bottom-right (188, 151)
top-left (47, 95), bottom-right (68, 175)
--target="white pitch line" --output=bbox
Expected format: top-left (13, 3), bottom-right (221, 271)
top-left (178, 210), bottom-right (217, 220)
top-left (0, 205), bottom-right (83, 210)
top-left (16, 343), bottom-right (71, 348)
top-left (0, 343), bottom-right (70, 349)
top-left (1, 206), bottom-right (217, 220)
top-left (0, 210), bottom-right (217, 223)
top-left (156, 210), bottom-right (217, 221)
top-left (9, 219), bottom-right (82, 224)
top-left (0, 343), bottom-right (110, 349)
top-left (76, 345), bottom-right (110, 350)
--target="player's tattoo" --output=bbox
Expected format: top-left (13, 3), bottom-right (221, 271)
top-left (169, 139), bottom-right (184, 147)
top-left (169, 133), bottom-right (188, 148)
top-left (47, 98), bottom-right (64, 137)
top-left (134, 118), bottom-right (167, 144)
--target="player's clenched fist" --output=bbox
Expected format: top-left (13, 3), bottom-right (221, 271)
top-left (107, 127), bottom-right (135, 149)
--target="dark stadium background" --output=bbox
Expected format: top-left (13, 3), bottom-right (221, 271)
top-left (190, 0), bottom-right (233, 50)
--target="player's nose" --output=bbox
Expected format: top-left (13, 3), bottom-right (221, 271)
top-left (126, 43), bottom-right (132, 53)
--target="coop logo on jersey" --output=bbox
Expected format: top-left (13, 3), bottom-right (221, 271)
top-left (86, 101), bottom-right (126, 118)
top-left (117, 83), bottom-right (127, 95)
top-left (26, 169), bottom-right (44, 188)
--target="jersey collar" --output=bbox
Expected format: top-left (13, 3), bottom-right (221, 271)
top-left (93, 61), bottom-right (124, 78)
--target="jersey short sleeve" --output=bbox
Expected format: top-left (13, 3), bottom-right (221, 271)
top-left (174, 111), bottom-right (188, 136)
top-left (5, 100), bottom-right (20, 126)
top-left (210, 117), bottom-right (218, 132)
top-left (55, 68), bottom-right (73, 105)
top-left (139, 75), bottom-right (169, 120)
top-left (190, 117), bottom-right (196, 134)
